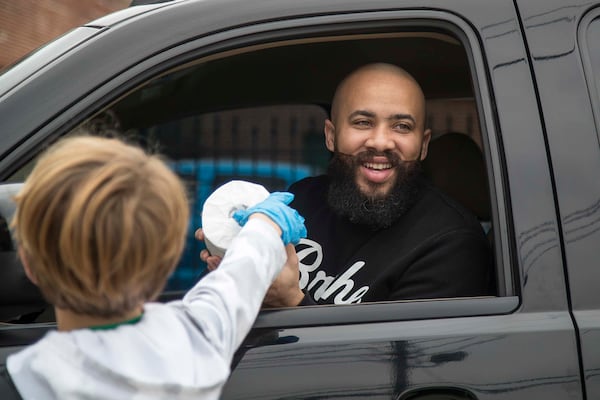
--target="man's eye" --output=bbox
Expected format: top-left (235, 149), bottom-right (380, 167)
top-left (353, 120), bottom-right (371, 127)
top-left (394, 123), bottom-right (412, 131)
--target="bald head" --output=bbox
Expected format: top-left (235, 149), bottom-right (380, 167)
top-left (330, 63), bottom-right (427, 128)
top-left (323, 62), bottom-right (431, 202)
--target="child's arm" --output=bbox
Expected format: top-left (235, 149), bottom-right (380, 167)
top-left (179, 192), bottom-right (305, 362)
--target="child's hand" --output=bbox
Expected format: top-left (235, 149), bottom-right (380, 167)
top-left (232, 192), bottom-right (307, 245)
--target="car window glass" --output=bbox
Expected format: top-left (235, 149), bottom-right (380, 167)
top-left (6, 32), bottom-right (498, 298)
top-left (68, 104), bottom-right (330, 291)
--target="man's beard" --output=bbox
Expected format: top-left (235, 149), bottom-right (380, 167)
top-left (326, 150), bottom-right (423, 230)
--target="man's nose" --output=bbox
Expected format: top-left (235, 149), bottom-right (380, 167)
top-left (365, 125), bottom-right (395, 151)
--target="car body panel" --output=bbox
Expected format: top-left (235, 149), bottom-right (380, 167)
top-left (225, 312), bottom-right (579, 399)
top-left (515, 1), bottom-right (600, 398)
top-left (0, 0), bottom-right (595, 398)
top-left (0, 27), bottom-right (102, 97)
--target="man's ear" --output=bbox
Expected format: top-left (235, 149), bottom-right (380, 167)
top-left (324, 119), bottom-right (336, 152)
top-left (18, 247), bottom-right (38, 286)
top-left (420, 128), bottom-right (432, 160)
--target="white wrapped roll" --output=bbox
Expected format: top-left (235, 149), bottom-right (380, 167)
top-left (201, 180), bottom-right (270, 258)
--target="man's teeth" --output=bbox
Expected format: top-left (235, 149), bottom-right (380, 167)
top-left (364, 162), bottom-right (391, 170)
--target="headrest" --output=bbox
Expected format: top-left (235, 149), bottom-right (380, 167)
top-left (0, 183), bottom-right (47, 322)
top-left (423, 132), bottom-right (491, 221)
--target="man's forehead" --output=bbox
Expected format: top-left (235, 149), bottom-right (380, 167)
top-left (331, 65), bottom-right (426, 122)
top-left (348, 73), bottom-right (420, 98)
top-left (341, 86), bottom-right (422, 115)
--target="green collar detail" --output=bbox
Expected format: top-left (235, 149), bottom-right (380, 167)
top-left (89, 313), bottom-right (143, 331)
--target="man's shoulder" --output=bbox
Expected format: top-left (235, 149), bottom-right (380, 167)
top-left (288, 175), bottom-right (328, 193)
top-left (411, 181), bottom-right (486, 234)
top-left (288, 175), bottom-right (329, 215)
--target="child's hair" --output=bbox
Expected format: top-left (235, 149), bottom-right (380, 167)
top-left (11, 135), bottom-right (189, 318)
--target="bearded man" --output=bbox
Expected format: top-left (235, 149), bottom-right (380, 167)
top-left (199, 63), bottom-right (493, 306)
top-left (284, 63), bottom-right (493, 306)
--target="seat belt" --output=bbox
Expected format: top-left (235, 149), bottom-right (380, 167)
top-left (0, 365), bottom-right (24, 400)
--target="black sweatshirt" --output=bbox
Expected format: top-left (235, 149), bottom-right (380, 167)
top-left (289, 175), bottom-right (494, 305)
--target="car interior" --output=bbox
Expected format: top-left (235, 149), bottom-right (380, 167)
top-left (0, 28), bottom-right (500, 324)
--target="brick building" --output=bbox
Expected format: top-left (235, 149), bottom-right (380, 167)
top-left (0, 0), bottom-right (130, 70)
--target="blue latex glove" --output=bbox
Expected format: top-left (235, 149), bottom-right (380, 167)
top-left (233, 192), bottom-right (307, 245)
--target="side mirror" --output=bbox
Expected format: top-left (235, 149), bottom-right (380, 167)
top-left (0, 184), bottom-right (47, 323)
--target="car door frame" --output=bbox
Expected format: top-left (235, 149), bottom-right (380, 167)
top-left (0, 0), bottom-right (582, 398)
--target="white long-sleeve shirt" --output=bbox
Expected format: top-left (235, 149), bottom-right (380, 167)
top-left (7, 218), bottom-right (286, 400)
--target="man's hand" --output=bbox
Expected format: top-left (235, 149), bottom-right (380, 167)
top-left (195, 228), bottom-right (222, 271)
top-left (262, 244), bottom-right (304, 308)
top-left (195, 229), bottom-right (304, 307)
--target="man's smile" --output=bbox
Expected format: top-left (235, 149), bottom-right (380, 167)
top-left (363, 162), bottom-right (392, 170)
top-left (359, 162), bottom-right (395, 185)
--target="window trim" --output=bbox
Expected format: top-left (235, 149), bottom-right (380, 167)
top-left (140, 14), bottom-right (518, 322)
top-left (2, 9), bottom-right (516, 326)
top-left (254, 296), bottom-right (518, 328)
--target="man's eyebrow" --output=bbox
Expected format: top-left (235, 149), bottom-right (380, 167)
top-left (347, 110), bottom-right (417, 124)
top-left (348, 110), bottom-right (376, 119)
top-left (387, 114), bottom-right (416, 124)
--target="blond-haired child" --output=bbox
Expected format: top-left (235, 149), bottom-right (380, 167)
top-left (6, 135), bottom-right (305, 400)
